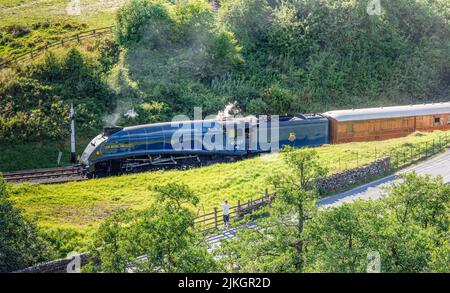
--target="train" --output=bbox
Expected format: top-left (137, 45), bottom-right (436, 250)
top-left (80, 102), bottom-right (450, 176)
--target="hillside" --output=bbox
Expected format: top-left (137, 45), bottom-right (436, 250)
top-left (1, 0), bottom-right (450, 171)
top-left (0, 0), bottom-right (124, 60)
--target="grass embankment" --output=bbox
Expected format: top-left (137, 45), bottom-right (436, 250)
top-left (0, 138), bottom-right (90, 172)
top-left (0, 0), bottom-right (123, 60)
top-left (7, 130), bottom-right (450, 249)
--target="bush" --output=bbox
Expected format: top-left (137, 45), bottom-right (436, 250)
top-left (0, 177), bottom-right (55, 272)
top-left (0, 48), bottom-right (116, 144)
top-left (115, 0), bottom-right (171, 45)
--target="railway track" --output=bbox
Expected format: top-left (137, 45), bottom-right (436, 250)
top-left (1, 156), bottom-right (244, 184)
top-left (2, 166), bottom-right (86, 184)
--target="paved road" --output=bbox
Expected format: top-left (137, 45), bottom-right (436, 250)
top-left (207, 149), bottom-right (450, 246)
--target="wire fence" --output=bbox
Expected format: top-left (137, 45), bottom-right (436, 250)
top-left (327, 133), bottom-right (450, 173)
top-left (193, 132), bottom-right (450, 234)
top-left (0, 26), bottom-right (114, 69)
top-left (389, 134), bottom-right (449, 169)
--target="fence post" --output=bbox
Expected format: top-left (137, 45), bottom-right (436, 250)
top-left (214, 208), bottom-right (218, 229)
top-left (425, 142), bottom-right (428, 157)
top-left (432, 139), bottom-right (435, 153)
top-left (237, 200), bottom-right (241, 218)
top-left (356, 152), bottom-right (359, 167)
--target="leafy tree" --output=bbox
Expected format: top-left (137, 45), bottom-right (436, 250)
top-left (306, 172), bottom-right (449, 273)
top-left (0, 176), bottom-right (55, 272)
top-left (115, 0), bottom-right (171, 45)
top-left (384, 172), bottom-right (449, 232)
top-left (218, 148), bottom-right (326, 272)
top-left (86, 182), bottom-right (217, 272)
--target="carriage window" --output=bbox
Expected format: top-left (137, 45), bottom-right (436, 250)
top-left (434, 117), bottom-right (441, 124)
top-left (447, 117), bottom-right (450, 124)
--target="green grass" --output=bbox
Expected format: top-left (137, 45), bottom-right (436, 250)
top-left (0, 0), bottom-right (124, 60)
top-left (6, 130), bottom-right (450, 250)
top-left (0, 138), bottom-right (91, 172)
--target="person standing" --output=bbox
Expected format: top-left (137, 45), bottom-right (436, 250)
top-left (221, 200), bottom-right (230, 229)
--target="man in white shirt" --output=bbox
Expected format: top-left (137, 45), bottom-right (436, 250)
top-left (221, 200), bottom-right (230, 229)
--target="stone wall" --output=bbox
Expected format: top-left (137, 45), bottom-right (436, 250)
top-left (14, 253), bottom-right (92, 273)
top-left (315, 157), bottom-right (391, 194)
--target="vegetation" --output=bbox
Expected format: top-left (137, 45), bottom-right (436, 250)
top-left (0, 0), bottom-right (121, 59)
top-left (0, 138), bottom-right (90, 172)
top-left (0, 46), bottom-right (117, 145)
top-left (0, 176), bottom-right (55, 272)
top-left (217, 151), bottom-right (449, 273)
top-left (84, 182), bottom-right (217, 272)
top-left (6, 130), bottom-right (450, 252)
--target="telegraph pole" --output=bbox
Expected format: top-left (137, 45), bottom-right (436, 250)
top-left (70, 104), bottom-right (76, 164)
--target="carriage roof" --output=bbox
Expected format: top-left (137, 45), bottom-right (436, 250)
top-left (323, 102), bottom-right (450, 122)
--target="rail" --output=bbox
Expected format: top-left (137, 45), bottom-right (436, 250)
top-left (0, 26), bottom-right (114, 69)
top-left (2, 166), bottom-right (85, 184)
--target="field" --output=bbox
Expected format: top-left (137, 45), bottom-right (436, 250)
top-left (0, 0), bottom-right (124, 59)
top-left (6, 130), bottom-right (450, 249)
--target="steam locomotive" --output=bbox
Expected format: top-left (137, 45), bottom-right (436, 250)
top-left (79, 115), bottom-right (329, 176)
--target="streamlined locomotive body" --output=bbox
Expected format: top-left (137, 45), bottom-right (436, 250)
top-left (80, 114), bottom-right (329, 175)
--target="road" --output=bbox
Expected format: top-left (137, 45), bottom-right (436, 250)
top-left (207, 149), bottom-right (450, 246)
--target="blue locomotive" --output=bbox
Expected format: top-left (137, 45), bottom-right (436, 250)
top-left (80, 114), bottom-right (329, 176)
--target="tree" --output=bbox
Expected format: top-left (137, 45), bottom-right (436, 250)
top-left (384, 172), bottom-right (449, 232)
top-left (0, 176), bottom-right (55, 272)
top-left (86, 182), bottom-right (217, 272)
top-left (306, 172), bottom-right (449, 273)
top-left (218, 148), bottom-right (327, 272)
top-left (219, 0), bottom-right (273, 51)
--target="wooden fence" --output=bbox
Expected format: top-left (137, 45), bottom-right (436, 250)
top-left (0, 26), bottom-right (114, 69)
top-left (193, 188), bottom-right (274, 233)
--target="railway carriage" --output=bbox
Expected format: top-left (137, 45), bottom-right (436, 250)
top-left (323, 102), bottom-right (450, 144)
